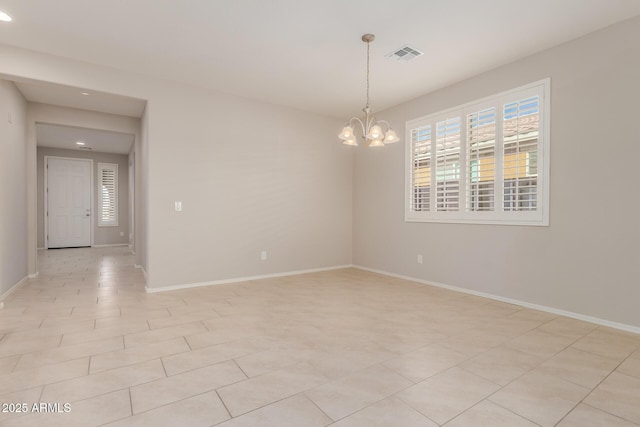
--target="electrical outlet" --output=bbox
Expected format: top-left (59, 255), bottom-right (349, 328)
top-left (417, 254), bottom-right (423, 264)
top-left (261, 251), bottom-right (267, 261)
top-left (175, 201), bottom-right (182, 212)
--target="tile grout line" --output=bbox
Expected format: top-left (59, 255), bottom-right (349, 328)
top-left (486, 399), bottom-right (544, 426)
top-left (214, 389), bottom-right (234, 421)
top-left (553, 351), bottom-right (640, 426)
top-left (447, 333), bottom-right (589, 426)
top-left (37, 384), bottom-right (45, 403)
top-left (302, 391), bottom-right (337, 423)
top-left (128, 387), bottom-right (134, 416)
top-left (378, 321), bottom-right (590, 426)
top-left (579, 401), bottom-right (639, 426)
top-left (230, 358), bottom-right (249, 379)
top-left (183, 335), bottom-right (193, 352)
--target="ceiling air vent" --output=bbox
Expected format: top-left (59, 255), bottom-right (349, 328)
top-left (77, 146), bottom-right (93, 151)
top-left (386, 45), bottom-right (423, 62)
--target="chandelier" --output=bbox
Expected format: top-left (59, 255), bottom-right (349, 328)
top-left (339, 34), bottom-right (399, 147)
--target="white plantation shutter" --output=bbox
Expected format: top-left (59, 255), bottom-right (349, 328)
top-left (503, 96), bottom-right (539, 212)
top-left (98, 163), bottom-right (118, 227)
top-left (435, 117), bottom-right (461, 211)
top-left (405, 79), bottom-right (549, 225)
top-left (410, 125), bottom-right (432, 212)
top-left (467, 108), bottom-right (496, 211)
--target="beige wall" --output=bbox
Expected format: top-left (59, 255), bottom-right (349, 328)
top-left (353, 17), bottom-right (640, 327)
top-left (0, 80), bottom-right (28, 296)
top-left (37, 147), bottom-right (129, 247)
top-left (0, 42), bottom-right (352, 289)
top-left (145, 92), bottom-right (352, 287)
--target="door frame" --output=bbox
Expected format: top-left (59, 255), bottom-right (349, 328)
top-left (44, 156), bottom-right (94, 249)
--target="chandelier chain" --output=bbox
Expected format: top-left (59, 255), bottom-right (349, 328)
top-left (365, 40), bottom-right (370, 109)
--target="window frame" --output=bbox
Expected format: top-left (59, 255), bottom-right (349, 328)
top-left (98, 162), bottom-right (119, 227)
top-left (404, 79), bottom-right (550, 226)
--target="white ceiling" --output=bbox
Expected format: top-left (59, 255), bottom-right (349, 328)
top-left (14, 79), bottom-right (146, 118)
top-left (36, 123), bottom-right (135, 154)
top-left (1, 1), bottom-right (639, 118)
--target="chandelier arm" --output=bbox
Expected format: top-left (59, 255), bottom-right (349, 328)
top-left (375, 120), bottom-right (392, 131)
top-left (367, 116), bottom-right (377, 135)
top-left (349, 117), bottom-right (366, 136)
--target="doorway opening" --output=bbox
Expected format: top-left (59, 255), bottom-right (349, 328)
top-left (37, 123), bottom-right (136, 251)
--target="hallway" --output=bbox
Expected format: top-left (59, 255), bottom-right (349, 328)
top-left (0, 248), bottom-right (639, 426)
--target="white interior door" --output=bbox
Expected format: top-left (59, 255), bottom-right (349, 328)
top-left (47, 158), bottom-right (92, 248)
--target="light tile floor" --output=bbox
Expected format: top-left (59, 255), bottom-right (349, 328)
top-left (0, 247), bottom-right (639, 426)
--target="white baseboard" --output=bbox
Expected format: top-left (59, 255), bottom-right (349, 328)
top-left (28, 272), bottom-right (39, 279)
top-left (92, 243), bottom-right (129, 248)
top-left (353, 265), bottom-right (640, 335)
top-left (145, 265), bottom-right (352, 294)
top-left (0, 275), bottom-right (29, 302)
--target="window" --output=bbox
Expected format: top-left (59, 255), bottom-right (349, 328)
top-left (405, 79), bottom-right (549, 225)
top-left (98, 163), bottom-right (118, 227)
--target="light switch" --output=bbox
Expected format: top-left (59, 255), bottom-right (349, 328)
top-left (175, 201), bottom-right (182, 212)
